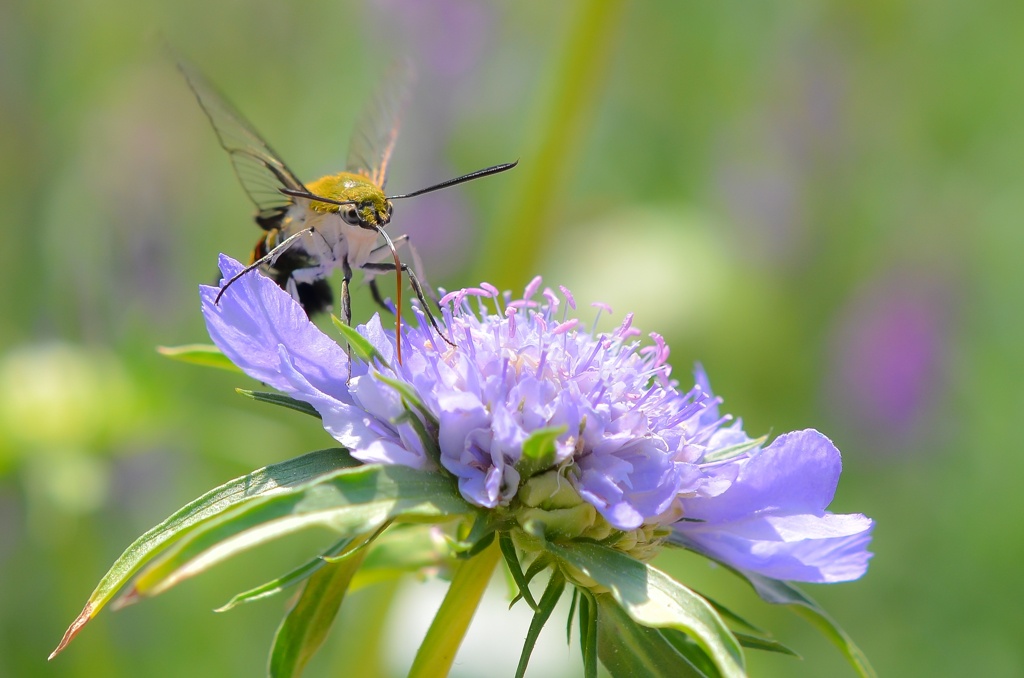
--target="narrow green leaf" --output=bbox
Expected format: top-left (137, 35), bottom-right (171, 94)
top-left (157, 344), bottom-right (243, 373)
top-left (331, 315), bottom-right (391, 369)
top-left (515, 426), bottom-right (567, 480)
top-left (579, 587), bottom-right (598, 678)
top-left (408, 540), bottom-right (501, 678)
top-left (567, 587), bottom-right (579, 645)
top-left (515, 570), bottom-right (566, 678)
top-left (50, 448), bottom-right (358, 659)
top-left (543, 540), bottom-right (745, 678)
top-left (666, 535), bottom-right (875, 678)
top-left (391, 406), bottom-right (443, 469)
top-left (236, 389), bottom-right (321, 419)
top-left (268, 544), bottom-right (369, 678)
top-left (500, 532), bottom-right (540, 612)
top-left (701, 435), bottom-right (767, 463)
top-left (596, 595), bottom-right (710, 678)
top-left (215, 536), bottom-right (354, 612)
top-left (125, 465), bottom-right (470, 602)
top-left (734, 633), bottom-right (801, 658)
top-left (319, 521), bottom-right (392, 563)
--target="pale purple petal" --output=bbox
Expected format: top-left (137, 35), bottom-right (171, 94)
top-left (201, 255), bottom-right (350, 402)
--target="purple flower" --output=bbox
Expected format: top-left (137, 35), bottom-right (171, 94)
top-left (201, 255), bottom-right (875, 579)
top-left (201, 256), bottom-right (712, 530)
top-left (672, 373), bottom-right (874, 583)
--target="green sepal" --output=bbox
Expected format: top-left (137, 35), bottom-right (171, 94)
top-left (701, 435), bottom-right (767, 463)
top-left (50, 448), bottom-right (359, 659)
top-left (331, 315), bottom-right (391, 369)
top-left (268, 542), bottom-right (369, 678)
top-left (214, 536), bottom-right (355, 612)
top-left (515, 569), bottom-right (566, 678)
top-left (236, 389), bottom-right (321, 419)
top-left (515, 426), bottom-right (567, 480)
top-left (156, 344), bottom-right (243, 373)
top-left (597, 595), bottom-right (712, 678)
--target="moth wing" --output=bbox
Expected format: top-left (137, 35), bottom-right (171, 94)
top-left (345, 60), bottom-right (414, 190)
top-left (178, 60), bottom-right (305, 222)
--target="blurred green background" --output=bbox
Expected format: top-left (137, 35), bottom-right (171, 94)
top-left (2, 0), bottom-right (1023, 676)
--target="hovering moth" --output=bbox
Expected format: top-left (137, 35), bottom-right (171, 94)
top-left (178, 60), bottom-right (516, 363)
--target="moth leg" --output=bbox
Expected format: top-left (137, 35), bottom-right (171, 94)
top-left (368, 278), bottom-right (394, 314)
top-left (341, 258), bottom-right (354, 381)
top-left (362, 261), bottom-right (455, 347)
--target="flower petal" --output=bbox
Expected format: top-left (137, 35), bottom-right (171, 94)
top-left (201, 255), bottom-right (350, 402)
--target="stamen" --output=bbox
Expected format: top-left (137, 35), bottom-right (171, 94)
top-left (559, 285), bottom-right (576, 310)
top-left (524, 275), bottom-right (543, 300)
top-left (553, 319), bottom-right (578, 335)
top-left (505, 306), bottom-right (517, 338)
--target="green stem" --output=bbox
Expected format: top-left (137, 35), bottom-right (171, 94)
top-left (476, 0), bottom-right (629, 290)
top-left (407, 539), bottom-right (501, 678)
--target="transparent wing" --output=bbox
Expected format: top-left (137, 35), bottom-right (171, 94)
top-left (345, 61), bottom-right (414, 190)
top-left (178, 60), bottom-right (305, 220)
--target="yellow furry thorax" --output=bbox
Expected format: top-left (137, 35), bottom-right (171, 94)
top-left (304, 172), bottom-right (391, 224)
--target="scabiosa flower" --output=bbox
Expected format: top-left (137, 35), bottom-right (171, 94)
top-left (201, 254), bottom-right (873, 578)
top-left (202, 256), bottom-right (717, 532)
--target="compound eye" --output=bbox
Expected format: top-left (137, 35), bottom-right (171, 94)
top-left (341, 206), bottom-right (360, 225)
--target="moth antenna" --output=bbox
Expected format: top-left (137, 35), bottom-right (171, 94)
top-left (373, 225), bottom-right (403, 366)
top-left (387, 160), bottom-right (518, 200)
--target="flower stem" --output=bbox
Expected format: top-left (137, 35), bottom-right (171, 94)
top-left (407, 539), bottom-right (501, 678)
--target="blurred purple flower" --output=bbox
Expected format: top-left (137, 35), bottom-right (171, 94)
top-left (827, 272), bottom-right (950, 445)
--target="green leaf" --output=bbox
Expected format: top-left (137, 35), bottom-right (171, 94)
top-left (215, 536), bottom-right (354, 612)
top-left (515, 426), bottom-right (567, 480)
top-left (667, 535), bottom-right (874, 678)
top-left (567, 587), bottom-right (579, 644)
top-left (408, 540), bottom-right (501, 678)
top-left (515, 570), bottom-right (566, 678)
top-left (49, 448), bottom-right (359, 659)
top-left (123, 464), bottom-right (471, 603)
top-left (700, 435), bottom-right (767, 463)
top-left (500, 532), bottom-right (540, 612)
top-left (734, 633), bottom-right (800, 658)
top-left (157, 344), bottom-right (243, 373)
top-left (578, 587), bottom-right (598, 678)
top-left (692, 591), bottom-right (766, 635)
top-left (236, 389), bottom-right (322, 419)
top-left (596, 594), bottom-right (711, 678)
top-left (543, 540), bottom-right (746, 678)
top-left (331, 315), bottom-right (391, 369)
top-left (268, 543), bottom-right (369, 678)
top-left (658, 628), bottom-right (723, 677)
